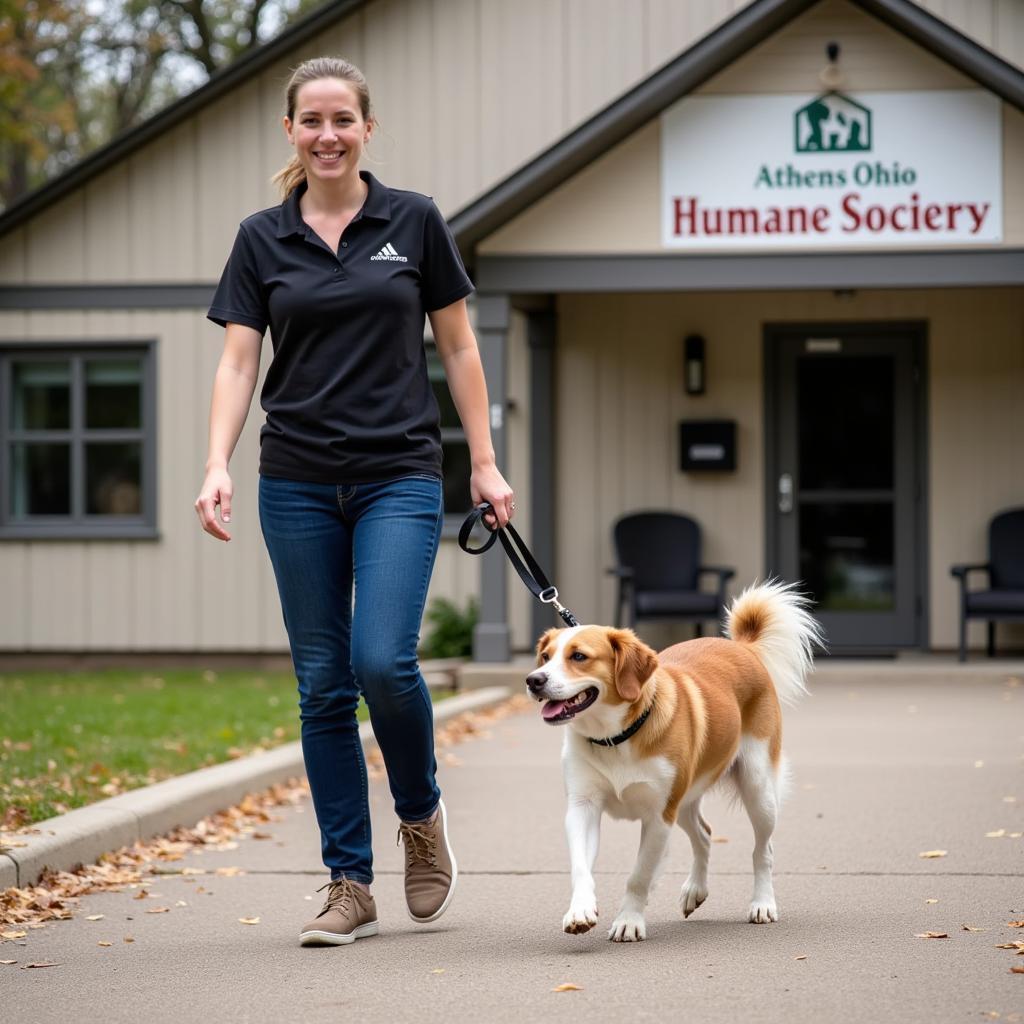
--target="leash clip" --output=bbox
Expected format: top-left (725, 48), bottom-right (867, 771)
top-left (539, 586), bottom-right (579, 627)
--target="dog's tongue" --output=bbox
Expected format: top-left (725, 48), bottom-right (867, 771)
top-left (542, 699), bottom-right (568, 721)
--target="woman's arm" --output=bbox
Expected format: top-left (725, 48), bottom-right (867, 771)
top-left (429, 298), bottom-right (515, 528)
top-left (195, 323), bottom-right (263, 541)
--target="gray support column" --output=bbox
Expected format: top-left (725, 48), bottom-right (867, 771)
top-left (472, 293), bottom-right (511, 662)
top-left (528, 307), bottom-right (557, 641)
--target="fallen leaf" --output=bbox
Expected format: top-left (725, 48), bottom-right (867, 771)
top-left (252, 832), bottom-right (273, 840)
top-left (238, 917), bottom-right (260, 925)
top-left (552, 983), bottom-right (583, 992)
top-left (925, 899), bottom-right (939, 904)
top-left (85, 914), bottom-right (104, 921)
top-left (1, 931), bottom-right (27, 940)
top-left (431, 968), bottom-right (445, 974)
top-left (963, 925), bottom-right (986, 932)
top-left (914, 932), bottom-right (949, 939)
top-left (21, 962), bottom-right (60, 968)
top-left (123, 937), bottom-right (134, 943)
top-left (215, 866), bottom-right (245, 877)
top-left (711, 837), bottom-right (729, 844)
top-left (1011, 966), bottom-right (1024, 974)
top-left (97, 941), bottom-right (112, 947)
top-left (986, 830), bottom-right (1007, 838)
top-left (1010, 921), bottom-right (1024, 928)
top-left (175, 900), bottom-right (188, 907)
top-left (794, 955), bottom-right (808, 960)
top-left (975, 761), bottom-right (985, 768)
top-left (995, 943), bottom-right (1024, 950)
top-left (919, 850), bottom-right (947, 859)
top-left (145, 907), bottom-right (170, 914)
top-left (0, 960), bottom-right (17, 965)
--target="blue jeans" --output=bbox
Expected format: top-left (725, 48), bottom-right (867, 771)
top-left (258, 473), bottom-right (444, 885)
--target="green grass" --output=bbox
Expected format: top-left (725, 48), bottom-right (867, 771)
top-left (0, 669), bottom-right (370, 827)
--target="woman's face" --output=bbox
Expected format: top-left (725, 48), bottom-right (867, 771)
top-left (284, 77), bottom-right (371, 185)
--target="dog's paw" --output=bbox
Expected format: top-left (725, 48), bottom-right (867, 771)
top-left (608, 912), bottom-right (646, 942)
top-left (679, 878), bottom-right (708, 918)
top-left (563, 903), bottom-right (598, 934)
top-left (748, 898), bottom-right (778, 924)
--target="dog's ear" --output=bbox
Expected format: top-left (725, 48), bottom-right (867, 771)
top-left (607, 629), bottom-right (658, 702)
top-left (535, 628), bottom-right (560, 664)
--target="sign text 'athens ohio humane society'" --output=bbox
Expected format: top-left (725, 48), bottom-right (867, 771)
top-left (661, 90), bottom-right (1002, 249)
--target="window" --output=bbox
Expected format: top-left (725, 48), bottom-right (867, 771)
top-left (426, 344), bottom-right (471, 519)
top-left (0, 344), bottom-right (156, 538)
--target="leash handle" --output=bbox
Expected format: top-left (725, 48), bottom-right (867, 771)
top-left (457, 503), bottom-right (579, 628)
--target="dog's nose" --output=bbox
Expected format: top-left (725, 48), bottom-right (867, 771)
top-left (526, 670), bottom-right (548, 695)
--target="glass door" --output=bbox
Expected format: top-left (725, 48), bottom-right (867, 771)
top-left (768, 327), bottom-right (923, 652)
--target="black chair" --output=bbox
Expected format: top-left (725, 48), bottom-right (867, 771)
top-left (951, 507), bottom-right (1024, 662)
top-left (608, 511), bottom-right (734, 634)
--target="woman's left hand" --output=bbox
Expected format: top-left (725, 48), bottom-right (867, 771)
top-left (471, 462), bottom-right (515, 529)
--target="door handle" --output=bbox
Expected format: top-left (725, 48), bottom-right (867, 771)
top-left (778, 473), bottom-right (793, 514)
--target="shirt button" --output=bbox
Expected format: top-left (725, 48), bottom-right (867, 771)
top-left (333, 267), bottom-right (338, 273)
top-left (341, 242), bottom-right (348, 248)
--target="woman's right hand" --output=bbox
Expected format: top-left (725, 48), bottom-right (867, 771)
top-left (195, 466), bottom-right (234, 541)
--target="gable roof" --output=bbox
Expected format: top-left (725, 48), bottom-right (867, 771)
top-left (2, 0), bottom-right (1021, 249)
top-left (448, 0), bottom-right (1024, 264)
top-left (0, 0), bottom-right (371, 239)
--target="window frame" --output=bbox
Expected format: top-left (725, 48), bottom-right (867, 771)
top-left (0, 340), bottom-right (158, 540)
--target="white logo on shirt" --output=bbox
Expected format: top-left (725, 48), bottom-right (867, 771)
top-left (370, 242), bottom-right (408, 262)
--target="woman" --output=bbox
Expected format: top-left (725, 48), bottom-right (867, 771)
top-left (195, 56), bottom-right (514, 947)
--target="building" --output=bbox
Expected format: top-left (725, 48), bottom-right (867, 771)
top-left (1, 0), bottom-right (1022, 658)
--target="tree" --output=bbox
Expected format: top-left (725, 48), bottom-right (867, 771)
top-left (0, 0), bottom-right (327, 211)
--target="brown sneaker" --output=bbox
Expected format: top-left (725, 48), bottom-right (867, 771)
top-left (300, 877), bottom-right (379, 946)
top-left (397, 798), bottom-right (457, 923)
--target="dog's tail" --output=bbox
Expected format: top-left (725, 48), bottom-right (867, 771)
top-left (724, 580), bottom-right (824, 706)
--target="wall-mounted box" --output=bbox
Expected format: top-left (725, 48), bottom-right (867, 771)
top-left (679, 420), bottom-right (737, 472)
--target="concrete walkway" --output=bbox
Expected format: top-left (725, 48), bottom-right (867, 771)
top-left (4, 667), bottom-right (1023, 1023)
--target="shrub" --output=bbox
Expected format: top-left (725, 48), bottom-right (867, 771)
top-left (420, 596), bottom-right (478, 659)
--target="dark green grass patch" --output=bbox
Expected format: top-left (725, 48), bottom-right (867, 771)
top-left (0, 669), bottom-right (367, 827)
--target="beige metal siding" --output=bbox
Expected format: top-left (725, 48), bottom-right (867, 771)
top-left (556, 287), bottom-right (1024, 653)
top-left (916, 0), bottom-right (1024, 70)
top-left (702, 0), bottom-right (975, 94)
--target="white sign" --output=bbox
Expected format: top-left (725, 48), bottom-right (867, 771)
top-left (661, 90), bottom-right (1002, 249)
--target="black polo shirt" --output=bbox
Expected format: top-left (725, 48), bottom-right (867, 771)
top-left (207, 171), bottom-right (474, 483)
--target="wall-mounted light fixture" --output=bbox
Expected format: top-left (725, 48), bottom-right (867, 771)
top-left (684, 334), bottom-right (705, 395)
top-left (820, 41), bottom-right (842, 89)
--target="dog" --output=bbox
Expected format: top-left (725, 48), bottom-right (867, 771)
top-left (526, 580), bottom-right (822, 942)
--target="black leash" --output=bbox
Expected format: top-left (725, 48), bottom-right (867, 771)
top-left (458, 503), bottom-right (580, 628)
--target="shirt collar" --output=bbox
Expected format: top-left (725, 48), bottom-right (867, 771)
top-left (276, 170), bottom-right (391, 239)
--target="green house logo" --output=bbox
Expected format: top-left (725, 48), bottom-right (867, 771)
top-left (795, 92), bottom-right (872, 152)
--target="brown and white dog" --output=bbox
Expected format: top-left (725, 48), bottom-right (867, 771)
top-left (526, 581), bottom-right (822, 942)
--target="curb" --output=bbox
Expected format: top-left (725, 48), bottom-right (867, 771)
top-left (0, 686), bottom-right (513, 890)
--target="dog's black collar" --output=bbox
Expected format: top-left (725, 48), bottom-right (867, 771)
top-left (588, 701), bottom-right (654, 748)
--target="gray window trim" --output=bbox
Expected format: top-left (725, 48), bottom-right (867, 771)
top-left (0, 339), bottom-right (158, 540)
